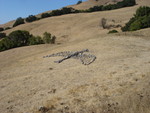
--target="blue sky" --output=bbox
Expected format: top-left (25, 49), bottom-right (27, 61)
top-left (0, 0), bottom-right (86, 24)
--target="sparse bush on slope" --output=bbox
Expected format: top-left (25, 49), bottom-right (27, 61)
top-left (122, 6), bottom-right (150, 31)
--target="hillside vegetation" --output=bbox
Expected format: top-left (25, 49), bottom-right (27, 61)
top-left (0, 30), bottom-right (56, 52)
top-left (0, 0), bottom-right (136, 30)
top-left (122, 6), bottom-right (150, 31)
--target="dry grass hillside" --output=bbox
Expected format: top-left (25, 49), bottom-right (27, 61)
top-left (0, 0), bottom-right (122, 28)
top-left (0, 0), bottom-right (150, 113)
top-left (0, 20), bottom-right (15, 29)
top-left (69, 0), bottom-right (123, 10)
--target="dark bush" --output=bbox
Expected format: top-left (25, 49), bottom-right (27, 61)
top-left (102, 4), bottom-right (116, 10)
top-left (50, 10), bottom-right (62, 16)
top-left (0, 33), bottom-right (6, 39)
top-left (41, 13), bottom-right (51, 18)
top-left (77, 0), bottom-right (82, 5)
top-left (0, 27), bottom-right (4, 32)
top-left (13, 17), bottom-right (25, 27)
top-left (42, 32), bottom-right (56, 44)
top-left (0, 37), bottom-right (14, 51)
top-left (0, 30), bottom-right (56, 52)
top-left (135, 6), bottom-right (150, 17)
top-left (117, 0), bottom-right (136, 8)
top-left (28, 36), bottom-right (43, 45)
top-left (121, 17), bottom-right (136, 31)
top-left (122, 6), bottom-right (150, 31)
top-left (88, 6), bottom-right (103, 12)
top-left (8, 30), bottom-right (31, 47)
top-left (5, 27), bottom-right (11, 30)
top-left (43, 32), bottom-right (52, 44)
top-left (26, 15), bottom-right (37, 22)
top-left (61, 7), bottom-right (74, 14)
top-left (108, 30), bottom-right (118, 34)
top-left (86, 0), bottom-right (136, 12)
top-left (140, 15), bottom-right (150, 28)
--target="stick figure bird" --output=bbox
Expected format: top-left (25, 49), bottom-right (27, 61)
top-left (43, 49), bottom-right (96, 65)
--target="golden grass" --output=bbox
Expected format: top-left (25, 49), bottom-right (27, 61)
top-left (0, 0), bottom-right (150, 113)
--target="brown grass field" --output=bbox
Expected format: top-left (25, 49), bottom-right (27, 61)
top-left (0, 0), bottom-right (150, 113)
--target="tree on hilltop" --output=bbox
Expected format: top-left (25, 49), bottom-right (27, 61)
top-left (13, 17), bottom-right (25, 27)
top-left (26, 15), bottom-right (37, 22)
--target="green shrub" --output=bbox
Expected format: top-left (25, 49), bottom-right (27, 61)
top-left (28, 36), bottom-right (43, 45)
top-left (61, 7), bottom-right (74, 14)
top-left (129, 20), bottom-right (142, 31)
top-left (43, 32), bottom-right (56, 44)
top-left (117, 0), bottom-right (136, 8)
top-left (43, 32), bottom-right (52, 44)
top-left (26, 15), bottom-right (37, 22)
top-left (0, 33), bottom-right (6, 39)
top-left (0, 30), bottom-right (56, 52)
top-left (77, 0), bottom-right (82, 5)
top-left (13, 17), bottom-right (25, 27)
top-left (102, 4), bottom-right (116, 10)
top-left (5, 27), bottom-right (11, 30)
top-left (140, 15), bottom-right (150, 28)
top-left (122, 6), bottom-right (150, 31)
top-left (8, 30), bottom-right (31, 47)
top-left (108, 30), bottom-right (118, 34)
top-left (121, 17), bottom-right (136, 31)
top-left (87, 0), bottom-right (136, 12)
top-left (0, 27), bottom-right (4, 32)
top-left (0, 37), bottom-right (14, 51)
top-left (50, 10), bottom-right (62, 16)
top-left (135, 6), bottom-right (150, 17)
top-left (41, 13), bottom-right (51, 18)
top-left (36, 36), bottom-right (44, 44)
top-left (88, 6), bottom-right (103, 12)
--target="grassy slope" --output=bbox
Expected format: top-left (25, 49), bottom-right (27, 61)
top-left (0, 0), bottom-right (122, 28)
top-left (0, 0), bottom-right (150, 113)
top-left (3, 5), bottom-right (137, 43)
top-left (68, 0), bottom-right (123, 10)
